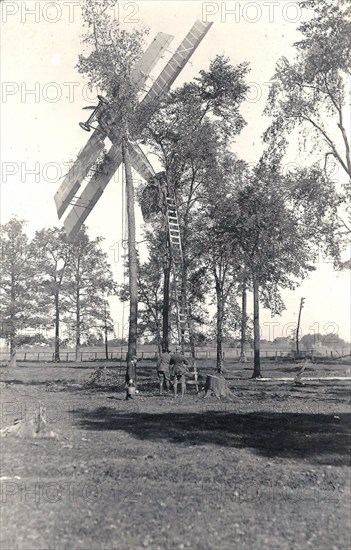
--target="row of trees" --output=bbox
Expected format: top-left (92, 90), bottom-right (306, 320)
top-left (117, 0), bottom-right (349, 377)
top-left (0, 221), bottom-right (115, 366)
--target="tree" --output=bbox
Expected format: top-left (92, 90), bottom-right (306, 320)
top-left (62, 227), bottom-right (115, 361)
top-left (300, 332), bottom-right (348, 350)
top-left (141, 56), bottom-right (249, 351)
top-left (219, 157), bottom-right (334, 377)
top-left (0, 218), bottom-right (46, 367)
top-left (264, 0), bottom-right (351, 240)
top-left (192, 152), bottom-right (244, 372)
top-left (32, 227), bottom-right (70, 361)
top-left (78, 0), bottom-right (149, 379)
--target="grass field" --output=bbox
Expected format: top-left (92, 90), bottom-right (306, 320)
top-left (1, 359), bottom-right (350, 550)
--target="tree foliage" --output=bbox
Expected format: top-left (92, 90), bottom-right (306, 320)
top-left (0, 219), bottom-right (47, 366)
top-left (62, 227), bottom-right (116, 360)
top-left (263, 0), bottom-right (351, 242)
top-left (31, 227), bottom-right (70, 360)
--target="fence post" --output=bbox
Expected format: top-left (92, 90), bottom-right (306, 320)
top-left (81, 351), bottom-right (83, 361)
top-left (37, 353), bottom-right (40, 362)
top-left (275, 350), bottom-right (278, 362)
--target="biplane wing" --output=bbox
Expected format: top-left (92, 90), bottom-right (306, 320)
top-left (128, 142), bottom-right (156, 182)
top-left (55, 31), bottom-right (174, 219)
top-left (64, 147), bottom-right (124, 240)
top-left (63, 20), bottom-right (212, 241)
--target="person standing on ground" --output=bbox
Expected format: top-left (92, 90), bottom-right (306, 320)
top-left (170, 349), bottom-right (189, 399)
top-left (125, 355), bottom-right (137, 400)
top-left (157, 349), bottom-right (171, 395)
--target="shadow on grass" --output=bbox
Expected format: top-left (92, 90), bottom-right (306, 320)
top-left (73, 407), bottom-right (351, 466)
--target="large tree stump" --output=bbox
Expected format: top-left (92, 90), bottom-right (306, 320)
top-left (204, 374), bottom-right (234, 399)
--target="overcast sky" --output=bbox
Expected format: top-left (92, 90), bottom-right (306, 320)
top-left (1, 1), bottom-right (350, 343)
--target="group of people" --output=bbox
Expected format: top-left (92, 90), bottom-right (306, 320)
top-left (157, 349), bottom-right (189, 398)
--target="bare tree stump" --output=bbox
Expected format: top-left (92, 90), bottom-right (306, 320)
top-left (203, 374), bottom-right (234, 399)
top-left (0, 406), bottom-right (58, 439)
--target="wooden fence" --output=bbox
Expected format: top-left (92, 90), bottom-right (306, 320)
top-left (0, 347), bottom-right (349, 363)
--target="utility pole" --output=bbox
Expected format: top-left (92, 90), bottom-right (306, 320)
top-left (296, 297), bottom-right (305, 356)
top-left (104, 301), bottom-right (109, 360)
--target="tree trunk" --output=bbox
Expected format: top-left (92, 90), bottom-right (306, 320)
top-left (103, 301), bottom-right (109, 360)
top-left (9, 331), bottom-right (16, 368)
top-left (216, 282), bottom-right (224, 373)
top-left (180, 264), bottom-right (187, 353)
top-left (9, 275), bottom-right (16, 367)
top-left (54, 293), bottom-right (60, 362)
top-left (162, 239), bottom-right (171, 352)
top-left (122, 132), bottom-right (138, 371)
top-left (239, 278), bottom-right (247, 362)
top-left (188, 307), bottom-right (196, 363)
top-left (104, 324), bottom-right (108, 360)
top-left (75, 287), bottom-right (80, 362)
top-left (252, 274), bottom-right (261, 378)
top-left (204, 374), bottom-right (233, 399)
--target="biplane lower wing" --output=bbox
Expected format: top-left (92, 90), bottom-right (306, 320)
top-left (55, 31), bottom-right (174, 219)
top-left (55, 132), bottom-right (105, 219)
top-left (63, 141), bottom-right (155, 241)
top-left (64, 147), bottom-right (123, 241)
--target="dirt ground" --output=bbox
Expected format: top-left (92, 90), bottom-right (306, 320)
top-left (0, 359), bottom-right (350, 550)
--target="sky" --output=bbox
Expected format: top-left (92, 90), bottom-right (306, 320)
top-left (1, 0), bottom-right (350, 343)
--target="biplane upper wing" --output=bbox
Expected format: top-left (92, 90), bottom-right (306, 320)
top-left (63, 20), bottom-right (213, 241)
top-left (55, 32), bottom-right (174, 219)
top-left (141, 20), bottom-right (213, 106)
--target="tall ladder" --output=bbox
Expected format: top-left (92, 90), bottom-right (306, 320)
top-left (165, 195), bottom-right (191, 349)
